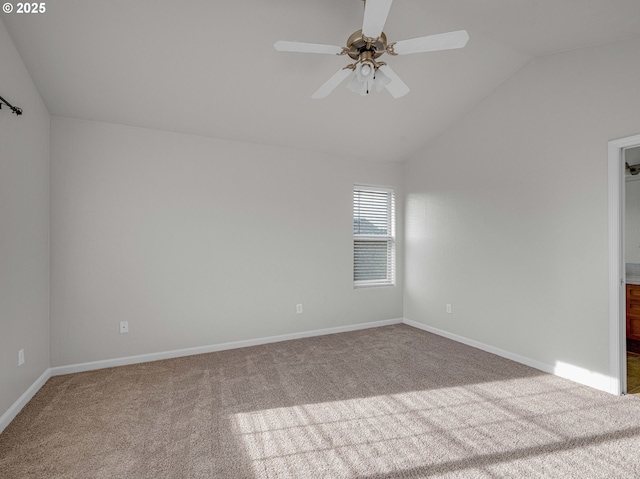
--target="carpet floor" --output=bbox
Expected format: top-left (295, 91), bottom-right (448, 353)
top-left (2, 324), bottom-right (640, 479)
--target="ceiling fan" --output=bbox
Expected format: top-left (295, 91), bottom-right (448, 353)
top-left (274, 0), bottom-right (469, 99)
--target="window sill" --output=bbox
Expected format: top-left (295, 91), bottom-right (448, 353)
top-left (354, 282), bottom-right (396, 289)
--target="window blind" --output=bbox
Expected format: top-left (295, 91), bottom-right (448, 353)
top-left (353, 186), bottom-right (395, 287)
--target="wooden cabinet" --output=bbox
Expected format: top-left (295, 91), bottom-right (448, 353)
top-left (626, 284), bottom-right (640, 342)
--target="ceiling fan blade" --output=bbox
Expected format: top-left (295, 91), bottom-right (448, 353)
top-left (311, 68), bottom-right (353, 99)
top-left (377, 65), bottom-right (409, 98)
top-left (392, 30), bottom-right (469, 55)
top-left (274, 41), bottom-right (343, 55)
top-left (362, 0), bottom-right (394, 39)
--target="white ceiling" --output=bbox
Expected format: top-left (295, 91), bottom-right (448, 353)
top-left (3, 0), bottom-right (640, 162)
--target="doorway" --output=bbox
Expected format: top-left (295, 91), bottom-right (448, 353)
top-left (624, 146), bottom-right (640, 393)
top-left (608, 134), bottom-right (640, 395)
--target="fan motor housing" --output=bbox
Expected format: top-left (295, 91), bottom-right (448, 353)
top-left (345, 30), bottom-right (387, 60)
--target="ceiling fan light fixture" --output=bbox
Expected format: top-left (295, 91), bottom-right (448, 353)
top-left (274, 0), bottom-right (470, 99)
top-left (348, 61), bottom-right (380, 96)
top-left (347, 58), bottom-right (390, 96)
top-left (354, 61), bottom-right (375, 82)
top-left (347, 73), bottom-right (372, 96)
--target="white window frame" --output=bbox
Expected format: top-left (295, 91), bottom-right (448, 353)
top-left (353, 184), bottom-right (396, 288)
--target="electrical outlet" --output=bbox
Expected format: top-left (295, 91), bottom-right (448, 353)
top-left (18, 349), bottom-right (24, 366)
top-left (119, 321), bottom-right (129, 333)
top-left (296, 304), bottom-right (303, 314)
top-left (446, 304), bottom-right (452, 314)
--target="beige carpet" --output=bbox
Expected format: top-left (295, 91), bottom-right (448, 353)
top-left (2, 324), bottom-right (640, 479)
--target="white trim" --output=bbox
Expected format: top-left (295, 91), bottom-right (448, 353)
top-left (402, 318), bottom-right (553, 373)
top-left (50, 318), bottom-right (403, 376)
top-left (1, 319), bottom-right (403, 433)
top-left (0, 369), bottom-right (51, 435)
top-left (353, 183), bottom-right (395, 194)
top-left (5, 312), bottom-right (624, 436)
top-left (402, 318), bottom-right (614, 394)
top-left (609, 134), bottom-right (640, 396)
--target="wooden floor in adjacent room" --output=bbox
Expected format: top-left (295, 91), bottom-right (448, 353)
top-left (628, 352), bottom-right (640, 395)
top-left (3, 324), bottom-right (640, 479)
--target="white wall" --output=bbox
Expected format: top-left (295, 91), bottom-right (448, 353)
top-left (404, 37), bottom-right (640, 380)
top-left (0, 19), bottom-right (50, 417)
top-left (50, 117), bottom-right (403, 366)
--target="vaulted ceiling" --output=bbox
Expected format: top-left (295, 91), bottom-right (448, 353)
top-left (3, 0), bottom-right (640, 162)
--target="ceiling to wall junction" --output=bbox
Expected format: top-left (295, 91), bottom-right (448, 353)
top-left (3, 0), bottom-right (640, 162)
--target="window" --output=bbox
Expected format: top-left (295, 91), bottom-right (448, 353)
top-left (353, 185), bottom-right (395, 288)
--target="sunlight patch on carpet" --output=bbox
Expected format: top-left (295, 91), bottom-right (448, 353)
top-left (229, 378), bottom-right (625, 478)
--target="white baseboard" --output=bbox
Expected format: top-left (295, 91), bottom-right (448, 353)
top-left (2, 315), bottom-right (615, 437)
top-left (2, 318), bottom-right (403, 434)
top-left (0, 369), bottom-right (51, 435)
top-left (402, 318), bottom-right (615, 394)
top-left (50, 318), bottom-right (404, 376)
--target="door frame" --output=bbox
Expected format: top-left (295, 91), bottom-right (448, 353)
top-left (609, 134), bottom-right (640, 395)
